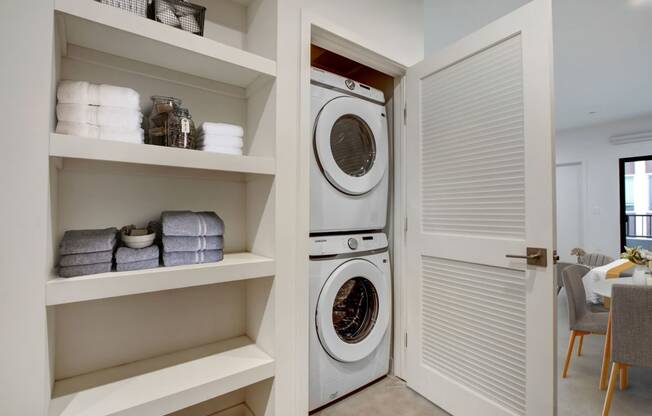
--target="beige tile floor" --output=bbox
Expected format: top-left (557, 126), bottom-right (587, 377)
top-left (312, 376), bottom-right (449, 416)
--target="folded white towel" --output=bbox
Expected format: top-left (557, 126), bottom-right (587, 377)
top-left (198, 135), bottom-right (244, 148)
top-left (56, 122), bottom-right (144, 143)
top-left (201, 145), bottom-right (243, 155)
top-left (57, 104), bottom-right (143, 130)
top-left (57, 81), bottom-right (140, 110)
top-left (201, 122), bottom-right (244, 137)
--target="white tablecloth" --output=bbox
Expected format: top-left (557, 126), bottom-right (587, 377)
top-left (581, 259), bottom-right (630, 303)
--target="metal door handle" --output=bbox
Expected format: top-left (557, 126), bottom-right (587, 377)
top-left (505, 253), bottom-right (541, 260)
top-left (505, 247), bottom-right (548, 267)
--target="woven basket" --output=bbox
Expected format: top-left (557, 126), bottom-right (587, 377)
top-left (95, 0), bottom-right (150, 17)
top-left (153, 0), bottom-right (206, 36)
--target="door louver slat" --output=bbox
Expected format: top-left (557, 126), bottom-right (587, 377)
top-left (421, 256), bottom-right (526, 415)
top-left (420, 35), bottom-right (524, 239)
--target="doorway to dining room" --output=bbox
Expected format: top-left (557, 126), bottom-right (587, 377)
top-left (620, 155), bottom-right (652, 252)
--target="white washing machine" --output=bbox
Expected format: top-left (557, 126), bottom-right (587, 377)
top-left (311, 67), bottom-right (389, 234)
top-left (309, 232), bottom-right (391, 411)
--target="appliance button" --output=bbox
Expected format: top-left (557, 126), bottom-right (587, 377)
top-left (347, 238), bottom-right (358, 250)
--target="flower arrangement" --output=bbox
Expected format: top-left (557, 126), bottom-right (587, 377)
top-left (570, 247), bottom-right (586, 263)
top-left (620, 246), bottom-right (652, 266)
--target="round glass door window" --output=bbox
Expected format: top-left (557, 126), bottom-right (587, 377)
top-left (332, 277), bottom-right (379, 344)
top-left (330, 115), bottom-right (376, 178)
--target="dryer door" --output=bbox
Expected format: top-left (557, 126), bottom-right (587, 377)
top-left (314, 96), bottom-right (388, 195)
top-left (316, 258), bottom-right (390, 362)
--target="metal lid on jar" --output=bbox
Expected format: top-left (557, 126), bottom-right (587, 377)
top-left (150, 95), bottom-right (182, 105)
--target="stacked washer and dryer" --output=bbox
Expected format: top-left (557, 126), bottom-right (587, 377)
top-left (309, 67), bottom-right (392, 411)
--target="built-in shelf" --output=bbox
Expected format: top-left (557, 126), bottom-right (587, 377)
top-left (47, 252), bottom-right (275, 305)
top-left (49, 134), bottom-right (275, 176)
top-left (55, 0), bottom-right (276, 88)
top-left (49, 336), bottom-right (274, 416)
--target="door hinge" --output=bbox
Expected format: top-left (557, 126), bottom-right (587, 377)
top-left (405, 333), bottom-right (408, 348)
top-left (403, 106), bottom-right (407, 125)
top-left (404, 216), bottom-right (408, 233)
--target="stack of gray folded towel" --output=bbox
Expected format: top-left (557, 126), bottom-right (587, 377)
top-left (115, 245), bottom-right (160, 272)
top-left (58, 228), bottom-right (117, 277)
top-left (160, 211), bottom-right (224, 266)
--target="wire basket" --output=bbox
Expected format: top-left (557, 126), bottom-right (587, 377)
top-left (153, 0), bottom-right (206, 36)
top-left (95, 0), bottom-right (150, 18)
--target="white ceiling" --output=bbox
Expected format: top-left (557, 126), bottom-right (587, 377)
top-left (554, 0), bottom-right (652, 130)
top-left (424, 0), bottom-right (652, 130)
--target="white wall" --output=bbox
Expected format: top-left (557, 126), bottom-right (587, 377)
top-left (556, 114), bottom-right (652, 258)
top-left (0, 1), bottom-right (52, 414)
top-left (303, 0), bottom-right (424, 66)
top-left (424, 0), bottom-right (529, 54)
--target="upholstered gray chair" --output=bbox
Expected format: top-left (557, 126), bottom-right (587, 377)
top-left (579, 253), bottom-right (614, 268)
top-left (555, 262), bottom-right (576, 292)
top-left (561, 264), bottom-right (609, 378)
top-left (602, 285), bottom-right (652, 416)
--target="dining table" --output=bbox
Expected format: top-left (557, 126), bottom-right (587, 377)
top-left (592, 277), bottom-right (652, 390)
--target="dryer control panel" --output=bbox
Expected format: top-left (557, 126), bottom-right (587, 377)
top-left (309, 233), bottom-right (388, 256)
top-left (311, 67), bottom-right (385, 104)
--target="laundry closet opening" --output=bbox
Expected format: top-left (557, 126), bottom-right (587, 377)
top-left (307, 42), bottom-right (401, 412)
top-left (311, 45), bottom-right (395, 103)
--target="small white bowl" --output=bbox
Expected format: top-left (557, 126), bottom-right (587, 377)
top-left (121, 229), bottom-right (156, 249)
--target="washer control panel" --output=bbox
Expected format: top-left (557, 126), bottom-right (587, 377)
top-left (309, 233), bottom-right (388, 256)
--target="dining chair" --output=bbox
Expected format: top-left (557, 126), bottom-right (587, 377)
top-left (602, 285), bottom-right (652, 416)
top-left (562, 264), bottom-right (609, 378)
top-left (555, 261), bottom-right (575, 292)
top-left (579, 253), bottom-right (614, 268)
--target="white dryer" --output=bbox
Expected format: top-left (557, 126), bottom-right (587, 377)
top-left (311, 67), bottom-right (389, 234)
top-left (309, 232), bottom-right (391, 411)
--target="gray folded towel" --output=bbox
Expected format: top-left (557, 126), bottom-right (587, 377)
top-left (59, 250), bottom-right (113, 267)
top-left (58, 262), bottom-right (112, 278)
top-left (116, 258), bottom-right (159, 272)
top-left (161, 211), bottom-right (224, 237)
top-left (162, 236), bottom-right (224, 253)
top-left (115, 245), bottom-right (159, 263)
top-left (162, 250), bottom-right (224, 267)
top-left (59, 228), bottom-right (118, 255)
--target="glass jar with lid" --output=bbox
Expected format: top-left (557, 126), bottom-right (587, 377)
top-left (166, 107), bottom-right (197, 149)
top-left (148, 95), bottom-right (182, 146)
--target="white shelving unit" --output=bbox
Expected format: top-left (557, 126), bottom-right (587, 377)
top-left (55, 0), bottom-right (276, 88)
top-left (47, 252), bottom-right (275, 305)
top-left (50, 134), bottom-right (276, 176)
top-left (44, 1), bottom-right (282, 415)
top-left (49, 336), bottom-right (274, 416)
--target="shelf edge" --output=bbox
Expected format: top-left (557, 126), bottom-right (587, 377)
top-left (49, 134), bottom-right (276, 176)
top-left (47, 253), bottom-right (275, 306)
top-left (55, 0), bottom-right (277, 81)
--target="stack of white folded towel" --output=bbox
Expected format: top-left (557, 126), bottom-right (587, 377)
top-left (56, 80), bottom-right (144, 144)
top-left (199, 123), bottom-right (244, 155)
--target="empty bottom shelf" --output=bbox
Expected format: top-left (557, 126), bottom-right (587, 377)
top-left (208, 404), bottom-right (254, 416)
top-left (49, 336), bottom-right (274, 416)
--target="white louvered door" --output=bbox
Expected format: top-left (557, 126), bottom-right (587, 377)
top-left (404, 1), bottom-right (555, 415)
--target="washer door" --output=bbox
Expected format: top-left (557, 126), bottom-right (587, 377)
top-left (314, 96), bottom-right (388, 195)
top-left (316, 259), bottom-right (390, 362)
